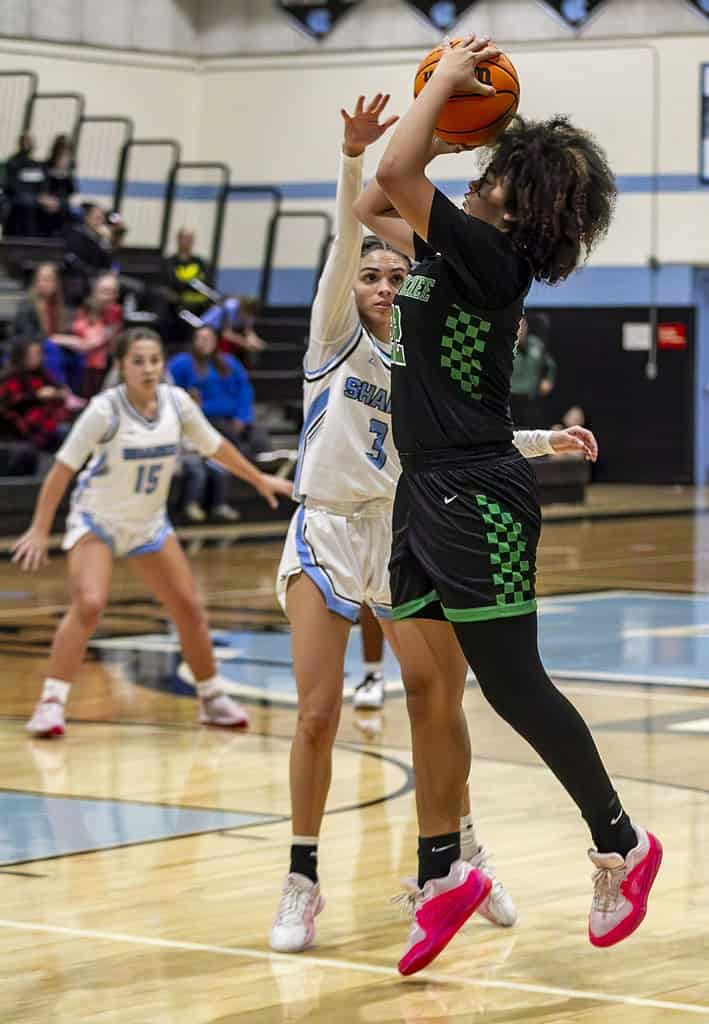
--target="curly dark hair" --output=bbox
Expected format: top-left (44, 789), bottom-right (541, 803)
top-left (478, 116), bottom-right (616, 285)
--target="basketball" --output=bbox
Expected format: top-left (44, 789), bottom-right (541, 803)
top-left (414, 39), bottom-right (520, 147)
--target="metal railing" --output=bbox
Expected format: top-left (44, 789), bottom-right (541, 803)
top-left (24, 91), bottom-right (86, 147)
top-left (113, 138), bottom-right (181, 251)
top-left (164, 161), bottom-right (230, 278)
top-left (261, 209), bottom-right (333, 307)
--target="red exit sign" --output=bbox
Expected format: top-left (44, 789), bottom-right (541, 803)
top-left (657, 323), bottom-right (687, 350)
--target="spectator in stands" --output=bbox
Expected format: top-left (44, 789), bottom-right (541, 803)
top-left (163, 228), bottom-right (212, 320)
top-left (169, 324), bottom-right (271, 462)
top-left (63, 203), bottom-right (112, 305)
top-left (0, 337), bottom-right (69, 452)
top-left (179, 449), bottom-right (238, 523)
top-left (12, 262), bottom-right (85, 394)
top-left (40, 134), bottom-right (76, 237)
top-left (72, 273), bottom-right (123, 396)
top-left (510, 312), bottom-right (557, 429)
top-left (3, 133), bottom-right (47, 237)
top-left (202, 295), bottom-right (266, 366)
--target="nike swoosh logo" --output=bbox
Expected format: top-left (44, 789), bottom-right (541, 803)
top-left (610, 809), bottom-right (623, 825)
top-left (431, 843), bottom-right (456, 853)
top-left (443, 495), bottom-right (458, 505)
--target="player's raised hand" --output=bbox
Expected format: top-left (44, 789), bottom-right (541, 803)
top-left (11, 527), bottom-right (50, 572)
top-left (435, 35), bottom-right (500, 95)
top-left (341, 94), bottom-right (399, 157)
top-left (549, 426), bottom-right (598, 462)
top-left (256, 473), bottom-right (294, 509)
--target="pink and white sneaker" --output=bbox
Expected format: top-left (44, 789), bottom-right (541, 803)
top-left (270, 873), bottom-right (325, 952)
top-left (397, 860), bottom-right (491, 976)
top-left (199, 692), bottom-right (249, 728)
top-left (26, 700), bottom-right (66, 738)
top-left (588, 825), bottom-right (662, 948)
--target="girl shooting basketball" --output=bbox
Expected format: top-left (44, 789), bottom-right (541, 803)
top-left (270, 92), bottom-right (597, 955)
top-left (13, 327), bottom-right (292, 737)
top-left (356, 35), bottom-right (661, 975)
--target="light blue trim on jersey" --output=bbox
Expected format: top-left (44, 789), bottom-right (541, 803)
top-left (99, 394), bottom-right (121, 444)
top-left (166, 385), bottom-right (187, 439)
top-left (370, 339), bottom-right (392, 372)
top-left (118, 385), bottom-right (164, 430)
top-left (74, 452), bottom-right (108, 501)
top-left (294, 505), bottom-right (360, 623)
top-left (303, 325), bottom-right (362, 382)
top-left (372, 604), bottom-right (393, 620)
top-left (293, 387), bottom-right (330, 496)
top-left (81, 511), bottom-right (115, 551)
top-left (126, 520), bottom-right (173, 558)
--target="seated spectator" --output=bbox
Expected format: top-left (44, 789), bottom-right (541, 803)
top-left (180, 449), bottom-right (239, 523)
top-left (202, 295), bottom-right (266, 366)
top-left (63, 203), bottom-right (112, 305)
top-left (163, 228), bottom-right (212, 320)
top-left (72, 273), bottom-right (123, 396)
top-left (0, 338), bottom-right (70, 452)
top-left (13, 263), bottom-right (85, 393)
top-left (3, 133), bottom-right (47, 237)
top-left (169, 324), bottom-right (271, 463)
top-left (40, 134), bottom-right (76, 237)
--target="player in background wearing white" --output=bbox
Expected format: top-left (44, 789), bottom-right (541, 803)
top-left (270, 95), bottom-right (593, 954)
top-left (14, 327), bottom-right (292, 737)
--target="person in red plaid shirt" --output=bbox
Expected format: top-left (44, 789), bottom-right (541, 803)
top-left (0, 337), bottom-right (69, 451)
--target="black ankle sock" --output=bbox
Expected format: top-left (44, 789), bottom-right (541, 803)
top-left (417, 832), bottom-right (460, 888)
top-left (290, 843), bottom-right (318, 883)
top-left (588, 794), bottom-right (637, 858)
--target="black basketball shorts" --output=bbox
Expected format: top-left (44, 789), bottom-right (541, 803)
top-left (390, 449), bottom-right (542, 623)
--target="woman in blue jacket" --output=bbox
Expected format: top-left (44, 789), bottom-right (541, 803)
top-left (169, 325), bottom-right (270, 459)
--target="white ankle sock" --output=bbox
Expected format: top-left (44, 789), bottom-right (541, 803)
top-left (196, 674), bottom-right (222, 700)
top-left (291, 835), bottom-right (319, 846)
top-left (460, 814), bottom-right (480, 860)
top-left (363, 661), bottom-right (383, 677)
top-left (41, 678), bottom-right (70, 704)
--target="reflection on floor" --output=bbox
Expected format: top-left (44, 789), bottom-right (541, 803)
top-left (89, 591), bottom-right (709, 707)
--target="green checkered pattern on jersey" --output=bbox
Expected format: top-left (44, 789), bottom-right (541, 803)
top-left (476, 494), bottom-right (533, 609)
top-left (440, 306), bottom-right (491, 399)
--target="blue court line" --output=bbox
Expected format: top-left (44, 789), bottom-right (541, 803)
top-left (79, 173), bottom-right (709, 202)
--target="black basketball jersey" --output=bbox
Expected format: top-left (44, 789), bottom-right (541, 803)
top-left (391, 189), bottom-right (531, 455)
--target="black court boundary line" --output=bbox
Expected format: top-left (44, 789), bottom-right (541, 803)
top-left (0, 742), bottom-right (413, 869)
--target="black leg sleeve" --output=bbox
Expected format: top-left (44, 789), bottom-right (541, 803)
top-left (453, 613), bottom-right (636, 854)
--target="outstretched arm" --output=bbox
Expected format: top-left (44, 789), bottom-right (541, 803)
top-left (310, 94), bottom-right (398, 350)
top-left (514, 427), bottom-right (598, 462)
top-left (12, 461), bottom-right (75, 571)
top-left (375, 36), bottom-right (498, 239)
top-left (354, 137), bottom-right (459, 256)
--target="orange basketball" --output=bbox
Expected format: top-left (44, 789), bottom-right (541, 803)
top-left (414, 40), bottom-right (520, 147)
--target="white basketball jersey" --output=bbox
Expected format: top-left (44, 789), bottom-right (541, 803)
top-left (294, 323), bottom-right (401, 507)
top-left (60, 384), bottom-right (220, 531)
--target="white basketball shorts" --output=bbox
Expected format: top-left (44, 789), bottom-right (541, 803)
top-left (277, 503), bottom-right (393, 622)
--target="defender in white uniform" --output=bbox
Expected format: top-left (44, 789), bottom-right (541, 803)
top-left (63, 382), bottom-right (215, 557)
top-left (14, 328), bottom-right (292, 738)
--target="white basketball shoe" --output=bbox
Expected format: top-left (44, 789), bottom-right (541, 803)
top-left (26, 700), bottom-right (66, 738)
top-left (270, 873), bottom-right (325, 953)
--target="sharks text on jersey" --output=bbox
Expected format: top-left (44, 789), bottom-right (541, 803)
top-left (343, 376), bottom-right (391, 414)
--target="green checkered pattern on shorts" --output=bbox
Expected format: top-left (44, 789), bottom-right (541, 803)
top-left (440, 306), bottom-right (491, 399)
top-left (476, 494), bottom-right (533, 609)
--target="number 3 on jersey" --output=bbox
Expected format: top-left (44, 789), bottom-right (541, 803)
top-left (135, 463), bottom-right (163, 494)
top-left (367, 418), bottom-right (388, 470)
